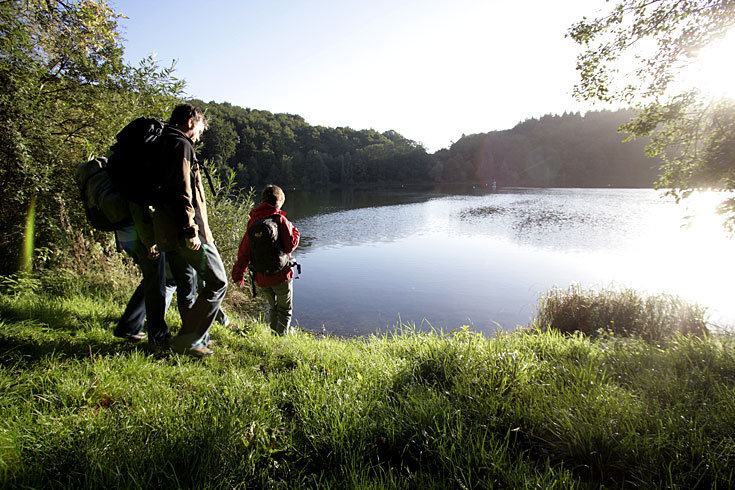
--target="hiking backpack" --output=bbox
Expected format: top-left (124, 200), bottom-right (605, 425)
top-left (106, 117), bottom-right (165, 205)
top-left (75, 157), bottom-right (132, 231)
top-left (247, 215), bottom-right (297, 275)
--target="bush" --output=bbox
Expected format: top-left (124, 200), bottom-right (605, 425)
top-left (203, 165), bottom-right (255, 269)
top-left (533, 285), bottom-right (709, 340)
top-left (202, 164), bottom-right (258, 314)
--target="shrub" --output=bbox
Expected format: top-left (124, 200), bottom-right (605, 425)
top-left (202, 164), bottom-right (258, 313)
top-left (203, 164), bottom-right (255, 269)
top-left (533, 285), bottom-right (708, 340)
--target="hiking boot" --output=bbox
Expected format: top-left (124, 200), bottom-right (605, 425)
top-left (149, 336), bottom-right (171, 348)
top-left (188, 345), bottom-right (214, 358)
top-left (114, 331), bottom-right (146, 342)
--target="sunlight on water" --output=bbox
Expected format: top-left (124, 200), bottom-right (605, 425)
top-left (612, 191), bottom-right (735, 328)
top-left (289, 188), bottom-right (735, 335)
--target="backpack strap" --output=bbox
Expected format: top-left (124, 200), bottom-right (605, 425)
top-left (267, 213), bottom-right (301, 276)
top-left (197, 159), bottom-right (217, 199)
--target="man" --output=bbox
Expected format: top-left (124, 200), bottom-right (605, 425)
top-left (113, 204), bottom-right (171, 345)
top-left (152, 103), bottom-right (227, 357)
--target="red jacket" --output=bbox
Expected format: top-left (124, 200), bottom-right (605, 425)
top-left (231, 202), bottom-right (300, 287)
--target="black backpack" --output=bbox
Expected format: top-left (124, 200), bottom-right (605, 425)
top-left (75, 157), bottom-right (132, 231)
top-left (106, 117), bottom-right (165, 205)
top-left (247, 214), bottom-right (297, 275)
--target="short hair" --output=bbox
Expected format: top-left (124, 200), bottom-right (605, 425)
top-left (169, 103), bottom-right (208, 129)
top-left (262, 184), bottom-right (285, 207)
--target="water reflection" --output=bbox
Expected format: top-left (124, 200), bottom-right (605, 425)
top-left (283, 188), bottom-right (735, 336)
top-left (286, 185), bottom-right (471, 221)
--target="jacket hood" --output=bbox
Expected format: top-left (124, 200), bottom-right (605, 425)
top-left (250, 202), bottom-right (285, 221)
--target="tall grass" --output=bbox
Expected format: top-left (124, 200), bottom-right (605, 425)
top-left (533, 285), bottom-right (709, 340)
top-left (1, 277), bottom-right (734, 488)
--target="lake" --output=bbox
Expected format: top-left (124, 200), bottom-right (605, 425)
top-left (279, 186), bottom-right (735, 337)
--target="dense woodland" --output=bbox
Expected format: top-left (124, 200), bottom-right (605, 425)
top-left (196, 101), bottom-right (661, 190)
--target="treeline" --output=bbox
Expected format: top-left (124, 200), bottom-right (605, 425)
top-left (437, 110), bottom-right (661, 188)
top-left (196, 102), bottom-right (661, 190)
top-left (195, 101), bottom-right (434, 187)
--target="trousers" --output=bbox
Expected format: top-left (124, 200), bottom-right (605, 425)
top-left (166, 243), bottom-right (227, 351)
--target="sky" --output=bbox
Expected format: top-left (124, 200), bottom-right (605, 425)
top-left (112, 0), bottom-right (614, 152)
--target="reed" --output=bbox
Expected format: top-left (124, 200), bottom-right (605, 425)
top-left (533, 285), bottom-right (709, 340)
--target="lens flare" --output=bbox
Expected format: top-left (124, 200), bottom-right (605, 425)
top-left (21, 195), bottom-right (36, 272)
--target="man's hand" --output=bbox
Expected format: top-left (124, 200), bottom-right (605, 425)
top-left (146, 244), bottom-right (160, 260)
top-left (186, 235), bottom-right (202, 251)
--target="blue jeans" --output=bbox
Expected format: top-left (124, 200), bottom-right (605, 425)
top-left (164, 262), bottom-right (230, 326)
top-left (166, 243), bottom-right (227, 351)
top-left (164, 261), bottom-right (196, 316)
top-left (258, 279), bottom-right (293, 334)
top-left (115, 238), bottom-right (171, 342)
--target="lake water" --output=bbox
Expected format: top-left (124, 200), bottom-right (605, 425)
top-left (280, 186), bottom-right (735, 337)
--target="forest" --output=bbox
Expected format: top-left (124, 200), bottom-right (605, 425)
top-left (196, 101), bottom-right (661, 190)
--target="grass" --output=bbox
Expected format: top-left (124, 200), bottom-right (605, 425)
top-left (1, 275), bottom-right (734, 488)
top-left (534, 284), bottom-right (709, 340)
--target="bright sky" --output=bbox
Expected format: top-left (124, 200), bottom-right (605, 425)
top-left (113, 0), bottom-right (611, 152)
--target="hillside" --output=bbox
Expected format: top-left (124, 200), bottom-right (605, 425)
top-left (196, 102), bottom-right (660, 190)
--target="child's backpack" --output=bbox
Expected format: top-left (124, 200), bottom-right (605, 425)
top-left (247, 215), bottom-right (297, 275)
top-left (106, 117), bottom-right (165, 205)
top-left (75, 157), bottom-right (131, 231)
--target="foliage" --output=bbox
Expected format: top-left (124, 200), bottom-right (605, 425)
top-left (1, 278), bottom-right (735, 487)
top-left (0, 0), bottom-right (184, 273)
top-left (569, 0), bottom-right (735, 226)
top-left (533, 285), bottom-right (709, 341)
top-left (200, 163), bottom-right (255, 268)
top-left (200, 162), bottom-right (259, 313)
top-left (439, 109), bottom-right (660, 187)
top-left (195, 100), bottom-right (434, 189)
top-left (196, 100), bottom-right (662, 191)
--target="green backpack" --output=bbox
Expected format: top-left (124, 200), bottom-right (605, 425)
top-left (75, 157), bottom-right (131, 231)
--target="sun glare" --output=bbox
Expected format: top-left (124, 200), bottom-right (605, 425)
top-left (687, 29), bottom-right (735, 100)
top-left (622, 191), bottom-right (735, 327)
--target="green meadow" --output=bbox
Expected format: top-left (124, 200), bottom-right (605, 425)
top-left (1, 269), bottom-right (734, 488)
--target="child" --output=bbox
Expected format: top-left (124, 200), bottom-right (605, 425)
top-left (232, 185), bottom-right (300, 334)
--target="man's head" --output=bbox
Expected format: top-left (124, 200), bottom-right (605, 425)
top-left (169, 103), bottom-right (208, 143)
top-left (262, 185), bottom-right (286, 208)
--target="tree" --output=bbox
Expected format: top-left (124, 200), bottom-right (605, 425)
top-left (569, 0), bottom-right (735, 226)
top-left (0, 0), bottom-right (183, 273)
top-left (200, 118), bottom-right (238, 167)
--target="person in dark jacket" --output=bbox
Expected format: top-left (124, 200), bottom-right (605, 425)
top-left (113, 202), bottom-right (171, 344)
top-left (232, 185), bottom-right (300, 334)
top-left (152, 103), bottom-right (227, 357)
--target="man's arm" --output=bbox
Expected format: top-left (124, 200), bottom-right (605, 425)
top-left (129, 202), bottom-right (155, 249)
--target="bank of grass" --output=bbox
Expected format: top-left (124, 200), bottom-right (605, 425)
top-left (1, 276), bottom-right (734, 488)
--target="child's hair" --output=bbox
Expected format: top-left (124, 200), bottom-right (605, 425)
top-left (262, 184), bottom-right (285, 207)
